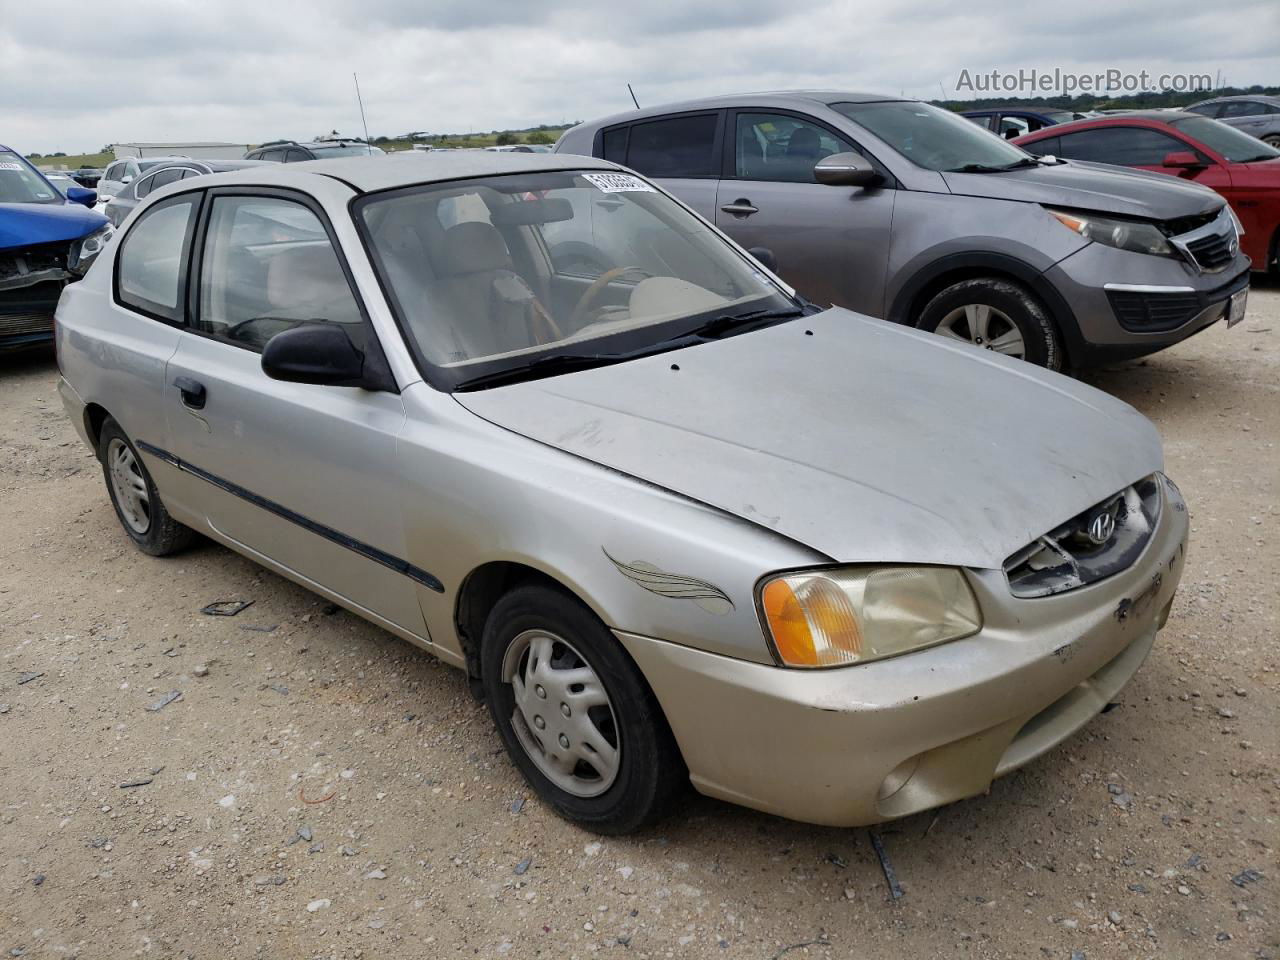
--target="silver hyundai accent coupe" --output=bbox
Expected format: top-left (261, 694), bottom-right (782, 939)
top-left (57, 153), bottom-right (1188, 834)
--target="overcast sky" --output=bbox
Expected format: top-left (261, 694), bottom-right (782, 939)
top-left (2, 0), bottom-right (1276, 154)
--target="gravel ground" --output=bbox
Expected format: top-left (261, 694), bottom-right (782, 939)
top-left (1, 281), bottom-right (1276, 960)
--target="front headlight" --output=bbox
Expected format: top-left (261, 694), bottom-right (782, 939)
top-left (758, 566), bottom-right (982, 668)
top-left (1045, 207), bottom-right (1177, 259)
top-left (68, 224), bottom-right (113, 276)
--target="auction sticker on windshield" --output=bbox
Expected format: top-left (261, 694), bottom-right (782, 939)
top-left (582, 172), bottom-right (654, 193)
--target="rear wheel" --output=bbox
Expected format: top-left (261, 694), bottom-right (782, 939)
top-left (916, 277), bottom-right (1062, 370)
top-left (1262, 134), bottom-right (1280, 150)
top-left (481, 584), bottom-right (685, 834)
top-left (98, 418), bottom-right (196, 556)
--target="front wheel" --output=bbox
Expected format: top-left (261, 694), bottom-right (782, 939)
top-left (480, 584), bottom-right (685, 834)
top-left (916, 277), bottom-right (1062, 370)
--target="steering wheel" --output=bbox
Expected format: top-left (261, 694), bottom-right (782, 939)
top-left (567, 265), bottom-right (650, 330)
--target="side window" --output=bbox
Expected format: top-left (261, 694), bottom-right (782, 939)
top-left (1021, 135), bottom-right (1060, 157)
top-left (997, 115), bottom-right (1031, 139)
top-left (104, 162), bottom-right (123, 183)
top-left (1054, 127), bottom-right (1186, 166)
top-left (116, 195), bottom-right (199, 322)
top-left (141, 169), bottom-right (184, 197)
top-left (965, 115), bottom-right (994, 131)
top-left (601, 126), bottom-right (628, 163)
top-left (1186, 103), bottom-right (1221, 117)
top-left (625, 114), bottom-right (719, 178)
top-left (284, 149), bottom-right (310, 162)
top-left (734, 113), bottom-right (854, 183)
top-left (1219, 101), bottom-right (1264, 118)
top-left (195, 195), bottom-right (364, 352)
top-left (132, 173), bottom-right (156, 199)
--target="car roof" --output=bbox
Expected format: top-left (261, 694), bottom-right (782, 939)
top-left (1193, 94), bottom-right (1280, 104)
top-left (962, 106), bottom-right (1073, 115)
top-left (1018, 111), bottom-right (1200, 138)
top-left (184, 151), bottom-right (622, 195)
top-left (571, 90), bottom-right (909, 130)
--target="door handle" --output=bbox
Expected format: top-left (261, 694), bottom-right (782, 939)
top-left (173, 376), bottom-right (207, 410)
top-left (720, 198), bottom-right (759, 217)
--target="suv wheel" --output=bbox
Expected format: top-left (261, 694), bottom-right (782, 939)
top-left (916, 277), bottom-right (1062, 370)
top-left (98, 418), bottom-right (197, 556)
top-left (480, 584), bottom-right (685, 834)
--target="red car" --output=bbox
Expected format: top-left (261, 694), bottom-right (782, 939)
top-left (1015, 111), bottom-right (1280, 272)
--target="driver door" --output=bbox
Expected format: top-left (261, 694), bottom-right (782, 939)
top-left (162, 187), bottom-right (427, 638)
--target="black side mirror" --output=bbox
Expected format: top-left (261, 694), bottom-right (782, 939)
top-left (262, 324), bottom-right (388, 389)
top-left (814, 152), bottom-right (882, 187)
top-left (747, 247), bottom-right (778, 273)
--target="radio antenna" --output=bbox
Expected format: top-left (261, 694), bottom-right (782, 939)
top-left (354, 72), bottom-right (372, 154)
top-left (627, 83), bottom-right (640, 109)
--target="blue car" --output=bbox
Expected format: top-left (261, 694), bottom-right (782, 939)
top-left (962, 107), bottom-right (1091, 141)
top-left (1, 145), bottom-right (112, 350)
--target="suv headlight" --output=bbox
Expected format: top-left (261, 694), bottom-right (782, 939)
top-left (68, 224), bottom-right (113, 276)
top-left (1045, 207), bottom-right (1176, 259)
top-left (758, 566), bottom-right (982, 668)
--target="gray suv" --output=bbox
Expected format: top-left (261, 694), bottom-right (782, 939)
top-left (1186, 95), bottom-right (1280, 148)
top-left (556, 92), bottom-right (1251, 369)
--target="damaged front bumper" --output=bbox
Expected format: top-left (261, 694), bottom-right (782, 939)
top-left (617, 475), bottom-right (1189, 828)
top-left (1, 246), bottom-right (74, 350)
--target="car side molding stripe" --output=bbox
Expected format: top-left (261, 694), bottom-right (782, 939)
top-left (134, 440), bottom-right (445, 593)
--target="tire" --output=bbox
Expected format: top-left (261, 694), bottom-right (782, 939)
top-left (1262, 134), bottom-right (1280, 150)
top-left (98, 417), bottom-right (197, 556)
top-left (916, 277), bottom-right (1062, 370)
top-left (480, 584), bottom-right (686, 834)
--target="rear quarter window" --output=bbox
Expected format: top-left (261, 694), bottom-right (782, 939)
top-left (116, 195), bottom-right (200, 323)
top-left (623, 114), bottom-right (720, 179)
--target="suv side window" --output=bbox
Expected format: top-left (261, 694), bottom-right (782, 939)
top-left (624, 114), bottom-right (719, 178)
top-left (601, 127), bottom-right (628, 163)
top-left (284, 149), bottom-right (311, 162)
top-left (1053, 127), bottom-right (1187, 166)
top-left (116, 195), bottom-right (200, 322)
top-left (195, 194), bottom-right (365, 352)
top-left (104, 161), bottom-right (124, 183)
top-left (734, 112), bottom-right (854, 182)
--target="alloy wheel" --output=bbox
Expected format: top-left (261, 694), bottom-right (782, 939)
top-left (501, 629), bottom-right (621, 797)
top-left (934, 303), bottom-right (1026, 358)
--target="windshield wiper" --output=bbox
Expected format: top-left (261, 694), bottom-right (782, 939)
top-left (680, 307), bottom-right (806, 340)
top-left (947, 157), bottom-right (1043, 173)
top-left (452, 307), bottom-right (806, 392)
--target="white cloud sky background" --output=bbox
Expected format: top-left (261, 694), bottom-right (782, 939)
top-left (1, 0), bottom-right (1276, 154)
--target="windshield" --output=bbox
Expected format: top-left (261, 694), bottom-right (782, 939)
top-left (356, 170), bottom-right (793, 390)
top-left (0, 151), bottom-right (61, 204)
top-left (831, 100), bottom-right (1032, 171)
top-left (309, 143), bottom-right (385, 157)
top-left (1169, 117), bottom-right (1280, 163)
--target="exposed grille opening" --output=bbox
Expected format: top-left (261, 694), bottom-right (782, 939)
top-left (1185, 232), bottom-right (1235, 271)
top-left (1004, 476), bottom-right (1162, 598)
top-left (1160, 210), bottom-right (1217, 237)
top-left (1107, 290), bottom-right (1202, 332)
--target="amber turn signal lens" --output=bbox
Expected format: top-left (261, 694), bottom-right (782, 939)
top-left (761, 575), bottom-right (863, 667)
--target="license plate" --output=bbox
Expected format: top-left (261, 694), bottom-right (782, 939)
top-left (1227, 288), bottom-right (1248, 328)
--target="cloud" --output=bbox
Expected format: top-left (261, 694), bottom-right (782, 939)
top-left (1, 0), bottom-right (1275, 154)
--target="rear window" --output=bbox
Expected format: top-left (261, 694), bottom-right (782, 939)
top-left (622, 114), bottom-right (719, 178)
top-left (1169, 117), bottom-right (1280, 163)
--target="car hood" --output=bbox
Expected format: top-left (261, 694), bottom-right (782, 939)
top-left (0, 201), bottom-right (108, 251)
top-left (941, 160), bottom-right (1222, 221)
top-left (455, 309), bottom-right (1163, 570)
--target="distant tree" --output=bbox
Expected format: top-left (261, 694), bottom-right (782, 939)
top-left (495, 132), bottom-right (516, 146)
top-left (28, 152), bottom-right (42, 159)
top-left (526, 131), bottom-right (554, 145)
top-left (52, 151), bottom-right (66, 157)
